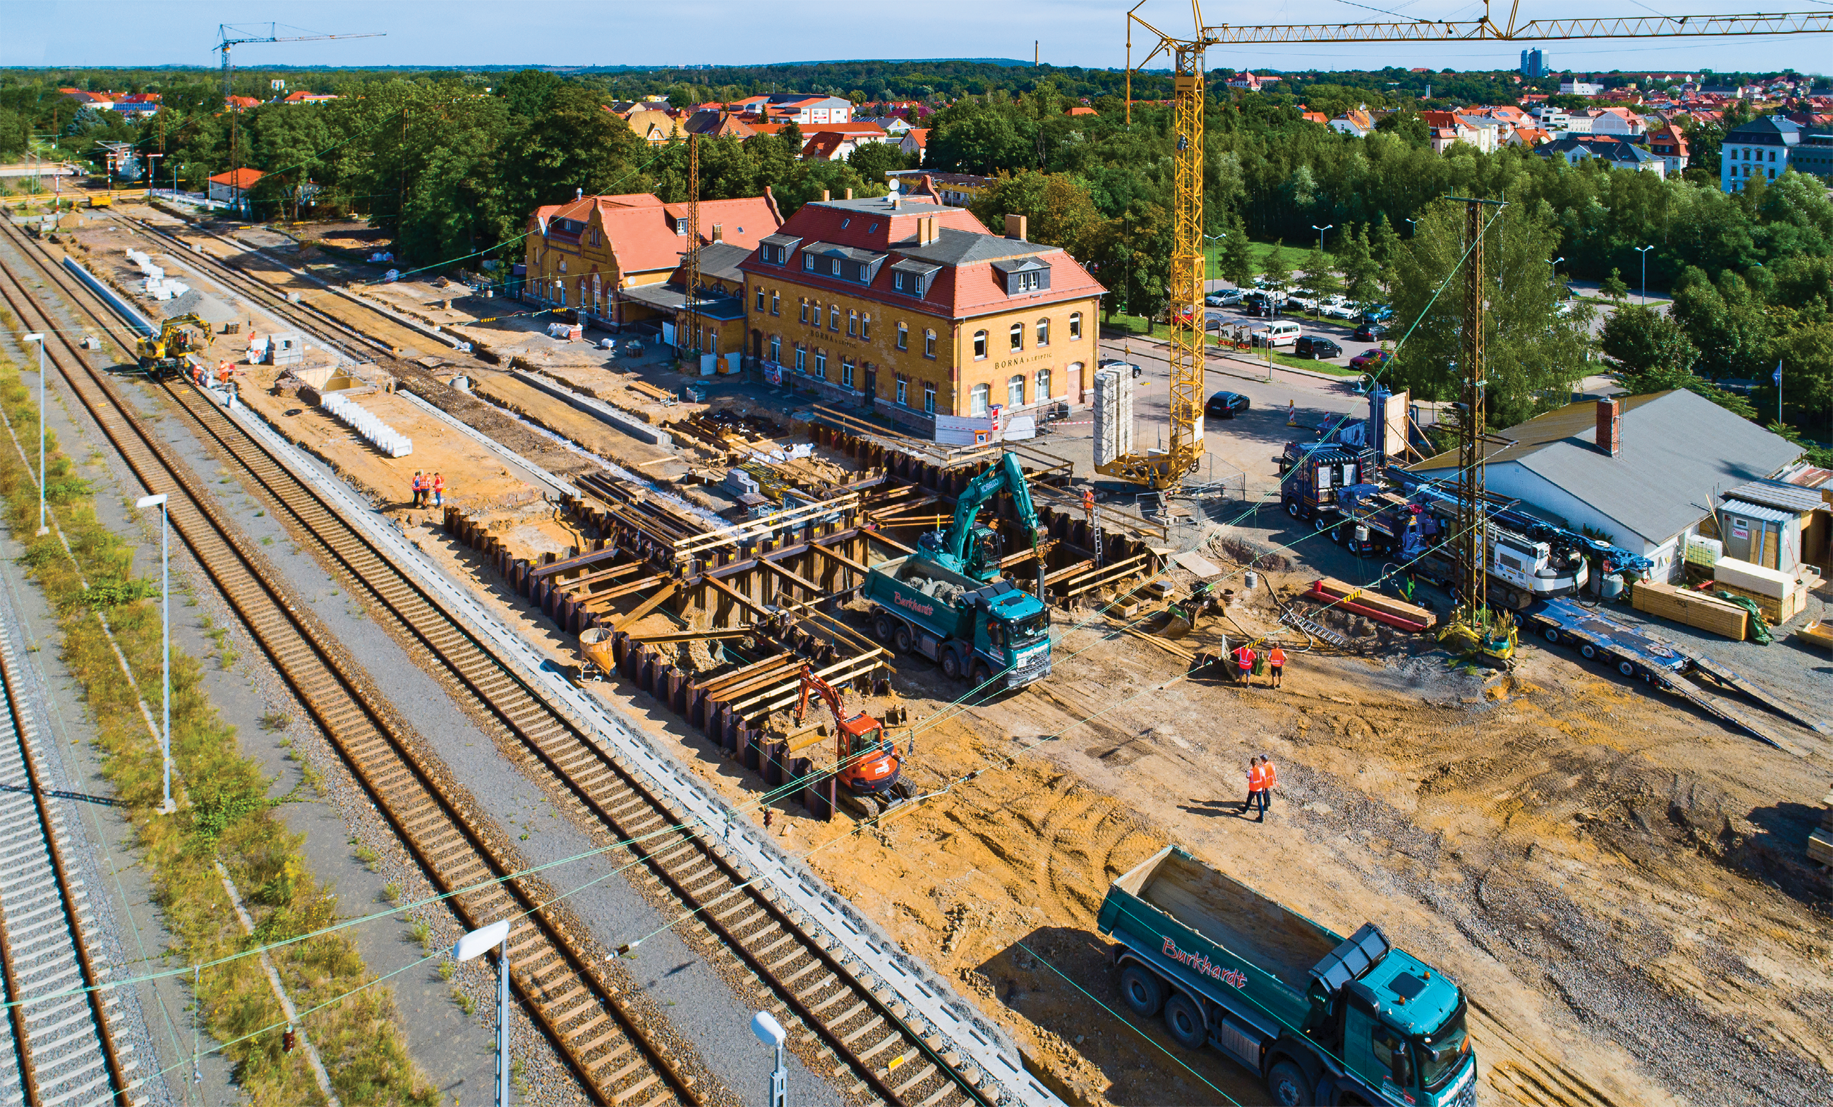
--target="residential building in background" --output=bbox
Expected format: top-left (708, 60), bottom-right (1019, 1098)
top-left (1560, 78), bottom-right (1605, 96)
top-left (883, 171), bottom-right (992, 208)
top-left (1720, 115), bottom-right (1800, 191)
top-left (207, 168), bottom-right (264, 213)
top-left (1520, 48), bottom-right (1548, 78)
top-left (1538, 134), bottom-right (1666, 176)
top-left (739, 195), bottom-right (1104, 437)
top-left (1648, 124), bottom-right (1691, 174)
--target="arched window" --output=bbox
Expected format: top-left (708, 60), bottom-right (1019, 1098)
top-left (1009, 323), bottom-right (1024, 352)
top-left (973, 330), bottom-right (988, 360)
top-left (1035, 367), bottom-right (1051, 400)
top-left (769, 335), bottom-right (781, 363)
top-left (896, 322), bottom-right (908, 350)
top-left (771, 290), bottom-right (780, 316)
top-left (1037, 317), bottom-right (1050, 347)
top-left (829, 305), bottom-right (841, 331)
top-left (756, 285), bottom-right (766, 311)
top-left (815, 349), bottom-right (828, 378)
top-left (1008, 374), bottom-right (1025, 409)
top-left (593, 274), bottom-right (602, 314)
top-left (848, 310), bottom-right (858, 337)
top-left (970, 383), bottom-right (990, 416)
top-left (861, 313), bottom-right (871, 340)
top-left (801, 299), bottom-right (811, 323)
top-left (924, 329), bottom-right (937, 358)
top-left (1069, 312), bottom-right (1082, 340)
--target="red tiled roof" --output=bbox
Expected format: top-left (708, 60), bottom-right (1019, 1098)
top-left (225, 95), bottom-right (261, 109)
top-left (1066, 106), bottom-right (1098, 116)
top-left (801, 133), bottom-right (849, 160)
top-left (1300, 111), bottom-right (1329, 125)
top-left (532, 193), bottom-right (781, 277)
top-left (740, 198), bottom-right (1104, 320)
top-left (905, 128), bottom-right (930, 148)
top-left (209, 168), bottom-right (264, 187)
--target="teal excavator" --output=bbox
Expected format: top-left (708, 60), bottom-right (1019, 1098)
top-left (917, 452), bottom-right (1042, 582)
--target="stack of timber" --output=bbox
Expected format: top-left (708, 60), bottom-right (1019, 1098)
top-left (1631, 580), bottom-right (1750, 641)
top-left (1303, 577), bottom-right (1437, 633)
top-left (1713, 557), bottom-right (1809, 624)
top-left (1809, 786), bottom-right (1833, 870)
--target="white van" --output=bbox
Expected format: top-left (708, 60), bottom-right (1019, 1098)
top-left (1263, 321), bottom-right (1301, 347)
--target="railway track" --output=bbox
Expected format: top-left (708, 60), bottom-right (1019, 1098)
top-left (6, 221), bottom-right (992, 1107)
top-left (0, 603), bottom-right (138, 1105)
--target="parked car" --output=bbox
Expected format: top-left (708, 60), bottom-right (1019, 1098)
top-left (1205, 289), bottom-right (1244, 306)
top-left (1244, 298), bottom-right (1270, 317)
top-left (1294, 335), bottom-right (1343, 359)
top-left (1359, 304), bottom-right (1395, 324)
top-left (1205, 391), bottom-right (1251, 419)
top-left (1348, 347), bottom-right (1392, 373)
top-left (1352, 320), bottom-right (1388, 342)
top-left (1321, 299), bottom-right (1359, 320)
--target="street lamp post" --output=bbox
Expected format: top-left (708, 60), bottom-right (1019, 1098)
top-left (134, 493), bottom-right (175, 815)
top-left (1312, 224), bottom-right (1333, 252)
top-left (1635, 245), bottom-right (1654, 305)
top-left (145, 153), bottom-right (163, 200)
top-left (22, 333), bottom-right (46, 536)
top-left (1405, 217), bottom-right (1419, 237)
top-left (454, 920), bottom-right (513, 1107)
top-left (752, 1011), bottom-right (788, 1107)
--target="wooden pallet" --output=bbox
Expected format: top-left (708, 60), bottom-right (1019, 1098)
top-left (1631, 580), bottom-right (1748, 641)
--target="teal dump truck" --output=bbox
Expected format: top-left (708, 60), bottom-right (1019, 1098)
top-left (1097, 846), bottom-right (1477, 1107)
top-left (861, 554), bottom-right (1050, 689)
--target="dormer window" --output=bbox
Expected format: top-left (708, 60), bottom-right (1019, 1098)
top-left (830, 258), bottom-right (841, 276)
top-left (675, 218), bottom-right (688, 235)
top-left (804, 254), bottom-right (815, 271)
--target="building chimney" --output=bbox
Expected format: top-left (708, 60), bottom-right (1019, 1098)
top-left (711, 223), bottom-right (723, 242)
top-left (822, 188), bottom-right (831, 202)
top-left (1596, 396), bottom-right (1621, 457)
top-left (1005, 214), bottom-right (1028, 241)
top-left (845, 187), bottom-right (854, 200)
top-left (576, 187), bottom-right (584, 201)
top-left (927, 214), bottom-right (940, 244)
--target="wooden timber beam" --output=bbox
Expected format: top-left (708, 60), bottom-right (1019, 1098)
top-left (612, 581), bottom-right (681, 631)
top-left (1043, 558), bottom-right (1094, 586)
top-left (576, 573), bottom-right (670, 611)
top-left (807, 542), bottom-right (871, 576)
top-left (757, 557), bottom-right (826, 599)
top-left (1061, 554), bottom-right (1151, 598)
top-left (626, 626), bottom-right (756, 644)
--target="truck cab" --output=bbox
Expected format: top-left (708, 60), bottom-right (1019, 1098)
top-left (1309, 929), bottom-right (1477, 1106)
top-left (1280, 444), bottom-right (1376, 522)
top-left (974, 584), bottom-right (1052, 688)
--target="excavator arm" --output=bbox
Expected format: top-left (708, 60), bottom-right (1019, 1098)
top-left (793, 663), bottom-right (848, 727)
top-left (926, 452), bottom-right (1042, 580)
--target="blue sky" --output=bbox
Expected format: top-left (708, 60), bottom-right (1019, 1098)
top-left (3, 1), bottom-right (1826, 75)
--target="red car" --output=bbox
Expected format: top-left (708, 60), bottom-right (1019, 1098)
top-left (1349, 348), bottom-right (1392, 373)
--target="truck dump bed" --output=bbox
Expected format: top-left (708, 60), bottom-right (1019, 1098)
top-left (1114, 848), bottom-right (1341, 991)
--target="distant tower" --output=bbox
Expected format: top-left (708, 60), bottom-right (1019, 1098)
top-left (1519, 48), bottom-right (1547, 78)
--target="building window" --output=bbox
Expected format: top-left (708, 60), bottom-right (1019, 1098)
top-left (861, 313), bottom-right (871, 340)
top-left (1009, 323), bottom-right (1024, 352)
top-left (1036, 367), bottom-right (1051, 400)
top-left (710, 330), bottom-right (719, 357)
top-left (829, 305), bottom-right (840, 331)
top-left (973, 330), bottom-right (988, 360)
top-left (770, 335), bottom-right (781, 363)
top-left (970, 383), bottom-right (990, 416)
top-left (896, 377), bottom-right (908, 405)
top-left (924, 384), bottom-right (936, 413)
top-left (896, 322), bottom-right (908, 350)
top-left (800, 299), bottom-right (810, 323)
top-left (804, 254), bottom-right (815, 271)
top-left (593, 274), bottom-right (602, 313)
top-left (795, 346), bottom-right (806, 372)
top-left (1037, 317), bottom-right (1050, 347)
top-left (842, 359), bottom-right (855, 389)
top-left (815, 350), bottom-right (827, 378)
top-left (830, 258), bottom-right (841, 276)
top-left (771, 290), bottom-right (780, 316)
top-left (848, 310), bottom-right (858, 336)
top-left (1008, 374), bottom-right (1025, 409)
top-left (756, 285), bottom-right (766, 311)
top-left (676, 218), bottom-right (688, 235)
top-left (925, 329), bottom-right (937, 358)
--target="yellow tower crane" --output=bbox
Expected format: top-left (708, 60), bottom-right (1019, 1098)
top-left (1110, 0), bottom-right (1832, 498)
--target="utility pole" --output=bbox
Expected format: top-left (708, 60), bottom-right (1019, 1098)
top-left (1635, 244), bottom-right (1653, 304)
top-left (683, 133), bottom-right (702, 365)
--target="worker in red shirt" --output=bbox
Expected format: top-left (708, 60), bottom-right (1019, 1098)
top-left (431, 472), bottom-right (446, 507)
top-left (1242, 757), bottom-right (1267, 820)
top-left (1267, 643), bottom-right (1288, 688)
top-left (1235, 643), bottom-right (1256, 686)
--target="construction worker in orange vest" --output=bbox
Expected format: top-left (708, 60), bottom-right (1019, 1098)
top-left (1267, 642), bottom-right (1288, 688)
top-left (1260, 755), bottom-right (1279, 816)
top-left (431, 472), bottom-right (446, 507)
top-left (1242, 756), bottom-right (1268, 821)
top-left (1234, 642), bottom-right (1256, 686)
top-left (410, 470), bottom-right (426, 507)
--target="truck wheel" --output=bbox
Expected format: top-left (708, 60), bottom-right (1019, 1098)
top-left (972, 661), bottom-right (993, 687)
top-left (1117, 966), bottom-right (1163, 1017)
top-left (1542, 627), bottom-right (1559, 645)
top-left (1579, 643), bottom-right (1597, 661)
top-left (894, 624), bottom-right (914, 655)
top-left (1162, 993), bottom-right (1207, 1050)
top-left (874, 614), bottom-right (896, 642)
top-left (1265, 1059), bottom-right (1312, 1107)
top-left (1285, 498), bottom-right (1302, 519)
top-left (940, 650), bottom-right (964, 681)
top-left (1618, 659), bottom-right (1636, 678)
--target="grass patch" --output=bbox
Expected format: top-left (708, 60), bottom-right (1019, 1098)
top-left (0, 352), bottom-right (436, 1106)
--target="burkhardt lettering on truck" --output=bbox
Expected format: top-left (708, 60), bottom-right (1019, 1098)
top-left (1098, 846), bottom-right (1477, 1107)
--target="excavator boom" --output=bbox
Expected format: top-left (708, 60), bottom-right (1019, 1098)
top-left (926, 452), bottom-right (1042, 581)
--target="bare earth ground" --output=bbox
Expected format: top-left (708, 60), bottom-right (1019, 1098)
top-left (76, 207), bottom-right (1833, 1107)
top-left (402, 514), bottom-right (1833, 1107)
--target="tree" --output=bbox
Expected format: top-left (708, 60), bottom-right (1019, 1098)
top-left (968, 170), bottom-right (1111, 263)
top-left (1218, 212), bottom-right (1256, 289)
top-left (1340, 223), bottom-right (1381, 307)
top-left (1601, 268), bottom-right (1629, 301)
top-left (1300, 245), bottom-right (1342, 312)
top-left (846, 141), bottom-right (915, 186)
top-left (1384, 199), bottom-right (1593, 426)
top-left (1260, 239), bottom-right (1292, 296)
top-left (1599, 304), bottom-right (1699, 377)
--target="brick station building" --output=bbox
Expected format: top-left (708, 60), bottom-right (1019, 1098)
top-left (738, 193), bottom-right (1105, 437)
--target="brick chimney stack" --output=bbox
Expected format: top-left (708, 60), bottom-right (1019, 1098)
top-left (1596, 396), bottom-right (1621, 457)
top-left (1005, 213), bottom-right (1027, 241)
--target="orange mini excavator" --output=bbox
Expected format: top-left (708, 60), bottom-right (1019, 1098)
top-left (794, 664), bottom-right (907, 806)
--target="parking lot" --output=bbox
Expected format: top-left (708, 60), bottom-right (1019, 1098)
top-left (1199, 278), bottom-right (1388, 374)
